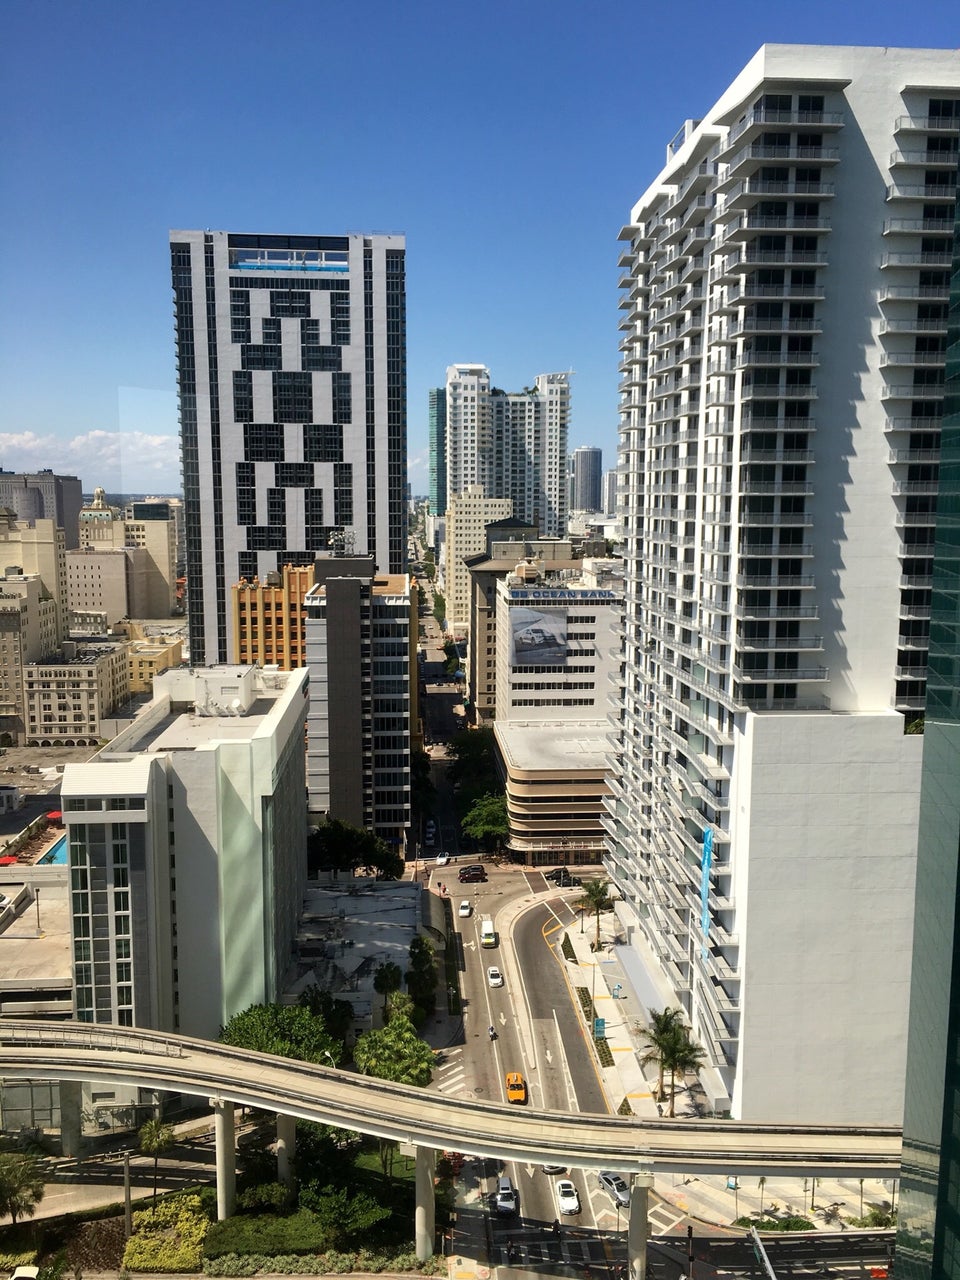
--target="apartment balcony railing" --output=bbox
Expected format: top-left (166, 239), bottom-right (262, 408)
top-left (889, 149), bottom-right (960, 167)
top-left (739, 539), bottom-right (815, 556)
top-left (720, 214), bottom-right (831, 243)
top-left (722, 179), bottom-right (836, 205)
top-left (736, 573), bottom-right (815, 588)
top-left (883, 216), bottom-right (955, 235)
top-left (890, 448), bottom-right (942, 463)
top-left (739, 510), bottom-right (813, 527)
top-left (737, 634), bottom-right (824, 651)
top-left (893, 479), bottom-right (940, 494)
top-left (881, 251), bottom-right (953, 268)
top-left (885, 416), bottom-right (944, 431)
top-left (734, 664), bottom-right (828, 682)
top-left (880, 352), bottom-right (946, 368)
top-left (724, 108), bottom-right (844, 148)
top-left (886, 181), bottom-right (958, 201)
top-left (881, 383), bottom-right (944, 400)
top-left (735, 602), bottom-right (819, 619)
top-left (880, 317), bottom-right (948, 334)
top-left (895, 114), bottom-right (960, 133)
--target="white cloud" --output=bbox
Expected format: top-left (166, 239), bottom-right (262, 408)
top-left (0, 429), bottom-right (181, 494)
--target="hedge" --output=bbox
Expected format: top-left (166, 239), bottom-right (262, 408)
top-left (204, 1211), bottom-right (334, 1259)
top-left (203, 1248), bottom-right (447, 1275)
top-left (122, 1193), bottom-right (210, 1273)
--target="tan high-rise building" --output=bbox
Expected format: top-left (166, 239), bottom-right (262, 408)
top-left (444, 486), bottom-right (512, 636)
top-left (231, 564), bottom-right (314, 668)
top-left (0, 574), bottom-right (60, 745)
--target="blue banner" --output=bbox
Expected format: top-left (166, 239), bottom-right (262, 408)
top-left (701, 828), bottom-right (713, 956)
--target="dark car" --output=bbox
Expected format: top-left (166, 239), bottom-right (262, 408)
top-left (458, 864), bottom-right (487, 883)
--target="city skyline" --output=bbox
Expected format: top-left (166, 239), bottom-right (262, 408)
top-left (3, 2), bottom-right (957, 494)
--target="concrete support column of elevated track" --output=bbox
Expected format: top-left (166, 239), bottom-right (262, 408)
top-left (276, 1112), bottom-right (296, 1189)
top-left (212, 1097), bottom-right (236, 1220)
top-left (628, 1172), bottom-right (654, 1280)
top-left (415, 1144), bottom-right (436, 1261)
top-left (59, 1080), bottom-right (82, 1159)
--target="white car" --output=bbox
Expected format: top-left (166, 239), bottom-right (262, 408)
top-left (435, 852), bottom-right (451, 867)
top-left (555, 1179), bottom-right (581, 1215)
top-left (458, 900), bottom-right (472, 918)
top-left (0, 894), bottom-right (12, 912)
top-left (487, 965), bottom-right (504, 988)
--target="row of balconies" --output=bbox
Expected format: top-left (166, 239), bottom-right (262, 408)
top-left (720, 144), bottom-right (841, 183)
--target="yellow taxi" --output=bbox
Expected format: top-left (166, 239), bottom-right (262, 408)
top-left (505, 1071), bottom-right (527, 1105)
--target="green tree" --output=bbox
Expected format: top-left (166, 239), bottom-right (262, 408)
top-left (220, 1002), bottom-right (343, 1067)
top-left (410, 748), bottom-right (436, 823)
top-left (373, 961), bottom-right (403, 1019)
top-left (307, 817), bottom-right (402, 880)
top-left (297, 985), bottom-right (353, 1042)
top-left (353, 1009), bottom-right (435, 1173)
top-left (354, 1011), bottom-right (434, 1087)
top-left (297, 1183), bottom-right (391, 1245)
top-left (138, 1117), bottom-right (175, 1213)
top-left (576, 878), bottom-right (611, 950)
top-left (662, 1027), bottom-right (707, 1118)
top-left (0, 1151), bottom-right (45, 1224)
top-left (636, 1007), bottom-right (684, 1104)
top-left (447, 728), bottom-right (500, 811)
top-left (461, 793), bottom-right (509, 852)
top-left (432, 590), bottom-right (444, 621)
top-left (406, 935), bottom-right (438, 1013)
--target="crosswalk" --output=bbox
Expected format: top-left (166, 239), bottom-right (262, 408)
top-left (434, 1045), bottom-right (467, 1095)
top-left (492, 1226), bottom-right (614, 1272)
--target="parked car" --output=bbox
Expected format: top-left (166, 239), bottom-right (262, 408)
top-left (555, 1179), bottom-right (581, 1214)
top-left (458, 900), bottom-right (472, 918)
top-left (598, 1171), bottom-right (630, 1207)
top-left (0, 894), bottom-right (12, 912)
top-left (505, 1071), bottom-right (527, 1105)
top-left (487, 965), bottom-right (504, 988)
top-left (494, 1175), bottom-right (518, 1215)
top-left (458, 864), bottom-right (486, 883)
top-left (434, 852), bottom-right (451, 867)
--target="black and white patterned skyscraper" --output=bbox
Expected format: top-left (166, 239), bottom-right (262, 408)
top-left (170, 230), bottom-right (406, 665)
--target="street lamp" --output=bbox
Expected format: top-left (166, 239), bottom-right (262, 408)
top-left (579, 906), bottom-right (585, 934)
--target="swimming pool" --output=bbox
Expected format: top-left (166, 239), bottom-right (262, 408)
top-left (38, 833), bottom-right (67, 866)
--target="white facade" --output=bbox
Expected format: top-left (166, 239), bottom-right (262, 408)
top-left (171, 231), bottom-right (407, 666)
top-left (606, 44), bottom-right (959, 1124)
top-left (444, 364), bottom-right (570, 538)
top-left (444, 486), bottom-right (513, 634)
top-left (60, 665), bottom-right (309, 1037)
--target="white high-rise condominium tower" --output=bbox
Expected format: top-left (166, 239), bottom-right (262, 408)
top-left (170, 231), bottom-right (407, 665)
top-left (606, 45), bottom-right (959, 1124)
top-left (444, 364), bottom-right (570, 537)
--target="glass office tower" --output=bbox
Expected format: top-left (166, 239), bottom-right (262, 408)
top-left (897, 169), bottom-right (960, 1279)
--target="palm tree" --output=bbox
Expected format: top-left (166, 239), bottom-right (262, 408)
top-left (576, 879), bottom-right (611, 950)
top-left (636, 1007), bottom-right (684, 1104)
top-left (139, 1116), bottom-right (175, 1212)
top-left (0, 1152), bottom-right (44, 1224)
top-left (373, 961), bottom-right (403, 1019)
top-left (662, 1028), bottom-right (707, 1117)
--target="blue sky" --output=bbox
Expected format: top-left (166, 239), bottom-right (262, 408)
top-left (1, 0), bottom-right (956, 495)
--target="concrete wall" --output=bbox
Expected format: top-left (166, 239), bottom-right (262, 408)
top-left (724, 711), bottom-right (922, 1124)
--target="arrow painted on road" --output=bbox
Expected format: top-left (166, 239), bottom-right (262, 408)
top-left (525, 1163), bottom-right (536, 1178)
top-left (499, 1011), bottom-right (507, 1026)
top-left (464, 940), bottom-right (476, 951)
top-left (545, 1048), bottom-right (553, 1064)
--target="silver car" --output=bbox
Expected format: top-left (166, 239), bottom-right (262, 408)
top-left (598, 1171), bottom-right (630, 1207)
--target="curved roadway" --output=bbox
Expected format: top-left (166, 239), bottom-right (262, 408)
top-left (0, 1021), bottom-right (900, 1178)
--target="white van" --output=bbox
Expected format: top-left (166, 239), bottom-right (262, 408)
top-left (480, 918), bottom-right (497, 948)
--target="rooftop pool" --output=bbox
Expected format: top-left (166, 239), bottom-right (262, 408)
top-left (38, 833), bottom-right (67, 866)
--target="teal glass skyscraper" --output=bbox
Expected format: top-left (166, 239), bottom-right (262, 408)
top-left (897, 166), bottom-right (960, 1279)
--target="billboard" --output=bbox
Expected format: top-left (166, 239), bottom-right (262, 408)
top-left (509, 606), bottom-right (567, 666)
